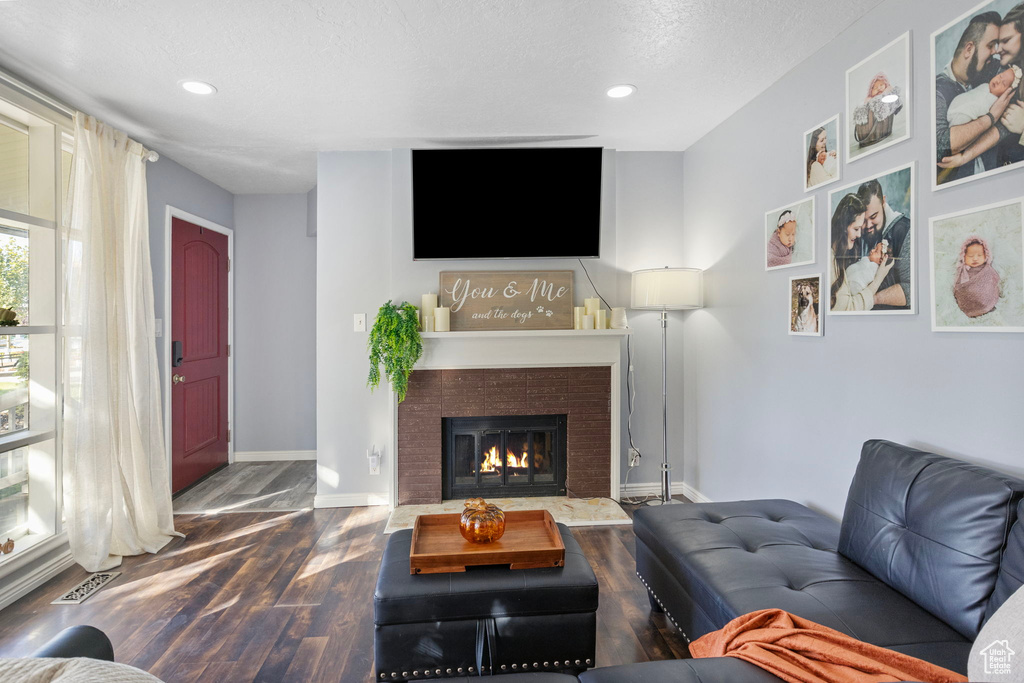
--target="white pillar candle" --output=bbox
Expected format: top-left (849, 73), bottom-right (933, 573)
top-left (582, 314), bottom-right (595, 330)
top-left (433, 307), bottom-right (450, 332)
top-left (594, 309), bottom-right (607, 330)
top-left (573, 307), bottom-right (585, 330)
top-left (584, 297), bottom-right (601, 317)
top-left (610, 307), bottom-right (628, 329)
top-left (423, 314), bottom-right (434, 333)
top-left (420, 294), bottom-right (437, 330)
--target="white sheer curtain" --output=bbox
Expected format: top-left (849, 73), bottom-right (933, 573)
top-left (63, 113), bottom-right (180, 572)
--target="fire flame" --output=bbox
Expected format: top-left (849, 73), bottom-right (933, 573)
top-left (479, 445), bottom-right (531, 472)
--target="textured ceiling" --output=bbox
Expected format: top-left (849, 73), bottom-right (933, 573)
top-left (0, 0), bottom-right (882, 194)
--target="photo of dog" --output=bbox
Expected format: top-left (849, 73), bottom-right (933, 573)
top-left (790, 275), bottom-right (824, 336)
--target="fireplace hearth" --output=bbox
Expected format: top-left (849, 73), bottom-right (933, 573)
top-left (442, 415), bottom-right (567, 499)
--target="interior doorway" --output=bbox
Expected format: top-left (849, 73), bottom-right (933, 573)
top-left (164, 207), bottom-right (234, 494)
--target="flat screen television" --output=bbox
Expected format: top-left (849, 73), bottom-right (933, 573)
top-left (412, 147), bottom-right (603, 260)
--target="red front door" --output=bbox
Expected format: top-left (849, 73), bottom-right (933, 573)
top-left (171, 217), bottom-right (230, 493)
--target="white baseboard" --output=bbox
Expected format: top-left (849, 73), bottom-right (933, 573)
top-left (234, 450), bottom-right (317, 462)
top-left (620, 480), bottom-right (711, 503)
top-left (314, 492), bottom-right (390, 508)
top-left (0, 544), bottom-right (75, 612)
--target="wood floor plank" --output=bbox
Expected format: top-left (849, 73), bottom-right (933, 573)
top-left (0, 500), bottom-right (690, 681)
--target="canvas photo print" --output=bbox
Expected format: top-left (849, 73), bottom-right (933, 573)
top-left (804, 115), bottom-right (841, 191)
top-left (930, 198), bottom-right (1024, 332)
top-left (932, 0), bottom-right (1024, 189)
top-left (846, 32), bottom-right (912, 162)
top-left (827, 163), bottom-right (915, 315)
top-left (789, 274), bottom-right (823, 336)
top-left (765, 197), bottom-right (815, 271)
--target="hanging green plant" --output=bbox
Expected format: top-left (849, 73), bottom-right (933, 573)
top-left (367, 300), bottom-right (423, 403)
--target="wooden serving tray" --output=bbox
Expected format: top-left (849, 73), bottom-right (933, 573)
top-left (410, 509), bottom-right (565, 574)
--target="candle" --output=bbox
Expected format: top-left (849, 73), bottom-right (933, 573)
top-left (594, 310), bottom-right (606, 330)
top-left (584, 297), bottom-right (601, 317)
top-left (423, 315), bottom-right (434, 333)
top-left (582, 314), bottom-right (595, 330)
top-left (610, 307), bottom-right (628, 329)
top-left (433, 307), bottom-right (450, 332)
top-left (574, 307), bottom-right (585, 330)
top-left (421, 293), bottom-right (438, 328)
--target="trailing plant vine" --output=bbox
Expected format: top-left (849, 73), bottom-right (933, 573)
top-left (367, 300), bottom-right (423, 403)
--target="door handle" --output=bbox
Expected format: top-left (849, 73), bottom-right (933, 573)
top-left (172, 374), bottom-right (186, 385)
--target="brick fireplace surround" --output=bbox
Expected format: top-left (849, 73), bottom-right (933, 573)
top-left (397, 366), bottom-right (611, 505)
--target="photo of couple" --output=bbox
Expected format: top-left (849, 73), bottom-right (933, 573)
top-left (846, 32), bottom-right (911, 162)
top-left (930, 198), bottom-right (1024, 332)
top-left (827, 164), bottom-right (915, 315)
top-left (933, 0), bottom-right (1024, 188)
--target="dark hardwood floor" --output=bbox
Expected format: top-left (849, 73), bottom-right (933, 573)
top-left (0, 503), bottom-right (689, 681)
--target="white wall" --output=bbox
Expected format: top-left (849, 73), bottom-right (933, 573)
top-left (681, 0), bottom-right (1024, 518)
top-left (315, 152), bottom-right (394, 506)
top-left (233, 194), bottom-right (317, 453)
top-left (315, 149), bottom-right (689, 503)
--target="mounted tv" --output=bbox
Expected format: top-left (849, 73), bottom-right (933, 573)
top-left (412, 148), bottom-right (603, 260)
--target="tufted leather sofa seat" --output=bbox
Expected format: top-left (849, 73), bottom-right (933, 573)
top-left (628, 440), bottom-right (1024, 679)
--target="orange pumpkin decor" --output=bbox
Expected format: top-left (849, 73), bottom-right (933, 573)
top-left (459, 498), bottom-right (506, 543)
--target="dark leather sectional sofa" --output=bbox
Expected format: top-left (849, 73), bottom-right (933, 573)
top-left (580, 440), bottom-right (1024, 681)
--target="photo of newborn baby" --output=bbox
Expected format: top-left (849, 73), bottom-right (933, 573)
top-left (946, 65), bottom-right (1023, 127)
top-left (930, 198), bottom-right (1024, 332)
top-left (846, 32), bottom-right (911, 162)
top-left (765, 197), bottom-right (815, 271)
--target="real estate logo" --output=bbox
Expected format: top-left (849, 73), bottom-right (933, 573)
top-left (978, 640), bottom-right (1016, 677)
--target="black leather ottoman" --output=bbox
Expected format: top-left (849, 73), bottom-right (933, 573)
top-left (374, 522), bottom-right (598, 681)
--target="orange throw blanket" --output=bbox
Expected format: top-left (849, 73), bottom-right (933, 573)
top-left (689, 609), bottom-right (967, 683)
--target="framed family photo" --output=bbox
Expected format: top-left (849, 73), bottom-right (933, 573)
top-left (930, 197), bottom-right (1024, 332)
top-left (827, 162), bottom-right (915, 316)
top-left (765, 197), bottom-right (815, 271)
top-left (846, 32), bottom-right (912, 163)
top-left (931, 0), bottom-right (1024, 190)
top-left (789, 274), bottom-right (823, 336)
top-left (803, 115), bottom-right (842, 192)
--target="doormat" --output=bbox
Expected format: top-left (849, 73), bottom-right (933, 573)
top-left (385, 496), bottom-right (630, 534)
top-left (51, 572), bottom-right (121, 605)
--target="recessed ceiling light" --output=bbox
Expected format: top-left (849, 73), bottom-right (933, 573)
top-left (179, 80), bottom-right (217, 95)
top-left (606, 84), bottom-right (637, 99)
top-left (880, 93), bottom-right (899, 103)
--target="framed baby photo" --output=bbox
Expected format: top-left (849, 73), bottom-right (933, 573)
top-left (765, 197), bottom-right (815, 271)
top-left (827, 162), bottom-right (916, 316)
top-left (931, 0), bottom-right (1024, 190)
top-left (803, 115), bottom-right (842, 192)
top-left (789, 274), bottom-right (824, 336)
top-left (930, 196), bottom-right (1024, 332)
top-left (846, 31), bottom-right (912, 163)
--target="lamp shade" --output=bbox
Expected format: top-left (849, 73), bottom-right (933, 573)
top-left (631, 267), bottom-right (703, 310)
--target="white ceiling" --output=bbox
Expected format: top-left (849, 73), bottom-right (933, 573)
top-left (0, 0), bottom-right (882, 194)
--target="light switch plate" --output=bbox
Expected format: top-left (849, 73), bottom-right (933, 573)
top-left (354, 313), bottom-right (366, 332)
top-left (154, 319), bottom-right (163, 338)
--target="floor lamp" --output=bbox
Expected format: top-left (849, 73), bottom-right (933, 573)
top-left (630, 267), bottom-right (704, 505)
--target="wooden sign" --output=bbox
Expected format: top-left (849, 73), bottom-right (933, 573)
top-left (439, 271), bottom-right (574, 331)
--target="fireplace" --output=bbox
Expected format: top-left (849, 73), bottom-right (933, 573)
top-left (442, 414), bottom-right (567, 499)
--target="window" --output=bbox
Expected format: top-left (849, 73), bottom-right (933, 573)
top-left (0, 79), bottom-right (66, 567)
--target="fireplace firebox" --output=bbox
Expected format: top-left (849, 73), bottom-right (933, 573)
top-left (442, 415), bottom-right (567, 499)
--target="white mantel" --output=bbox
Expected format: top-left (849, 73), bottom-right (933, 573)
top-left (389, 328), bottom-right (631, 506)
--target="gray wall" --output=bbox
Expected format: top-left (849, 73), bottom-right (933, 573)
top-left (146, 155), bottom-right (234, 394)
top-left (315, 149), bottom-right (688, 502)
top-left (681, 0), bottom-right (1024, 518)
top-left (234, 194), bottom-right (317, 452)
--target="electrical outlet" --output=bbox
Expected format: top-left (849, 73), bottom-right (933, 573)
top-left (368, 447), bottom-right (381, 475)
top-left (354, 313), bottom-right (367, 332)
top-left (628, 448), bottom-right (641, 467)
